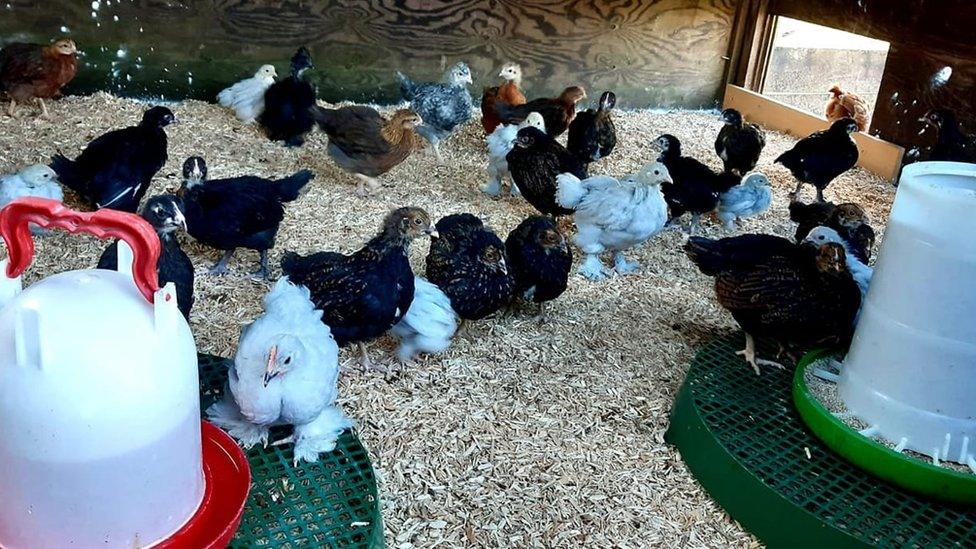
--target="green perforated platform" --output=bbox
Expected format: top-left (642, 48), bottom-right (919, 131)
top-left (665, 335), bottom-right (976, 548)
top-left (198, 354), bottom-right (383, 548)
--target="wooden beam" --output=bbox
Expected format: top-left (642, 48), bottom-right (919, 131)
top-left (723, 84), bottom-right (904, 181)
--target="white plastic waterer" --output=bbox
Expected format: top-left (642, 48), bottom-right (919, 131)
top-left (0, 199), bottom-right (202, 548)
top-left (840, 162), bottom-right (976, 467)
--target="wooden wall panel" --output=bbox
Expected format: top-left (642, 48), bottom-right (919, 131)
top-left (0, 0), bottom-right (737, 108)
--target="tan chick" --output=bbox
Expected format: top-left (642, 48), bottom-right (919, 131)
top-left (825, 84), bottom-right (870, 132)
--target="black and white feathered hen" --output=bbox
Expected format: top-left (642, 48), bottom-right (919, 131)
top-left (506, 127), bottom-right (587, 217)
top-left (259, 47), bottom-right (316, 147)
top-left (776, 118), bottom-right (859, 202)
top-left (504, 216), bottom-right (572, 322)
top-left (714, 108), bottom-right (765, 176)
top-left (396, 62), bottom-right (473, 162)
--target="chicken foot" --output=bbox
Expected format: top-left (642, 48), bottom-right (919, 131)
top-left (578, 254), bottom-right (610, 281)
top-left (35, 98), bottom-right (50, 119)
top-left (209, 249), bottom-right (236, 276)
top-left (613, 252), bottom-right (640, 274)
top-left (354, 174), bottom-right (382, 198)
top-left (737, 333), bottom-right (785, 375)
top-left (250, 249), bottom-right (270, 281)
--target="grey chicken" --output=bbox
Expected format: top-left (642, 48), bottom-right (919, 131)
top-left (396, 62), bottom-right (473, 162)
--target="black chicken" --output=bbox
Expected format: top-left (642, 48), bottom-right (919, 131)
top-left (259, 47), bottom-right (316, 147)
top-left (177, 156), bottom-right (313, 279)
top-left (776, 118), bottom-right (859, 202)
top-left (426, 213), bottom-right (513, 321)
top-left (281, 207), bottom-right (437, 368)
top-left (506, 127), bottom-right (587, 217)
top-left (920, 109), bottom-right (976, 163)
top-left (97, 195), bottom-right (194, 320)
top-left (789, 196), bottom-right (875, 263)
top-left (567, 90), bottom-right (617, 165)
top-left (504, 216), bottom-right (572, 323)
top-left (51, 106), bottom-right (175, 212)
top-left (714, 108), bottom-right (765, 176)
top-left (685, 234), bottom-right (861, 374)
top-left (656, 134), bottom-right (737, 233)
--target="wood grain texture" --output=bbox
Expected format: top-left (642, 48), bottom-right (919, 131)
top-left (0, 0), bottom-right (736, 108)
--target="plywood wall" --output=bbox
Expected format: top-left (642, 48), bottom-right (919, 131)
top-left (0, 0), bottom-right (737, 107)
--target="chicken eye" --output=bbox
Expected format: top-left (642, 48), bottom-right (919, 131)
top-left (653, 170), bottom-right (660, 175)
top-left (414, 218), bottom-right (422, 225)
top-left (284, 357), bottom-right (292, 365)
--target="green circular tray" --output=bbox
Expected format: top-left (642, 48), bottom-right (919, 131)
top-left (198, 354), bottom-right (383, 548)
top-left (665, 335), bottom-right (976, 548)
top-left (794, 351), bottom-right (976, 506)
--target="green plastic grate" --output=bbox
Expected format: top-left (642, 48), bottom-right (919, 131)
top-left (665, 335), bottom-right (976, 548)
top-left (198, 354), bottom-right (383, 548)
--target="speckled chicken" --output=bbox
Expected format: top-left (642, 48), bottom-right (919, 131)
top-left (396, 62), bottom-right (473, 161)
top-left (426, 213), bottom-right (513, 321)
top-left (504, 216), bottom-right (572, 321)
top-left (714, 108), bottom-right (765, 176)
top-left (789, 195), bottom-right (875, 263)
top-left (484, 112), bottom-right (545, 198)
top-left (218, 64), bottom-right (277, 124)
top-left (259, 47), bottom-right (316, 147)
top-left (481, 62), bottom-right (525, 134)
top-left (391, 276), bottom-right (458, 362)
top-left (312, 106), bottom-right (422, 197)
top-left (495, 86), bottom-right (586, 137)
top-left (178, 156), bottom-right (314, 279)
top-left (98, 195), bottom-right (194, 321)
top-left (567, 91), bottom-right (617, 165)
top-left (556, 161), bottom-right (672, 280)
top-left (825, 85), bottom-right (870, 132)
top-left (685, 235), bottom-right (861, 374)
top-left (281, 207), bottom-right (437, 368)
top-left (716, 172), bottom-right (772, 229)
top-left (0, 38), bottom-right (78, 118)
top-left (206, 277), bottom-right (351, 465)
top-left (775, 118), bottom-right (859, 202)
top-left (920, 109), bottom-right (976, 163)
top-left (506, 126), bottom-right (587, 217)
top-left (656, 134), bottom-right (737, 233)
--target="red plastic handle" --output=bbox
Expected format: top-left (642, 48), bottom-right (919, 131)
top-left (0, 198), bottom-right (160, 303)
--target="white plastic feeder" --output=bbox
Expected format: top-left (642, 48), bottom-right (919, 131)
top-left (0, 199), bottom-right (201, 548)
top-left (840, 162), bottom-right (976, 466)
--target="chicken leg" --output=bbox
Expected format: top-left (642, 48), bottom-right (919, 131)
top-left (250, 249), bottom-right (270, 281)
top-left (209, 249), bottom-right (236, 276)
top-left (6, 99), bottom-right (17, 118)
top-left (613, 252), bottom-right (639, 274)
top-left (578, 254), bottom-right (610, 281)
top-left (354, 174), bottom-right (382, 198)
top-left (36, 98), bottom-right (50, 119)
top-left (816, 187), bottom-right (826, 203)
top-left (737, 333), bottom-right (785, 375)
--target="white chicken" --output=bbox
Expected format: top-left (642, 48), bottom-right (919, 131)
top-left (207, 277), bottom-right (351, 465)
top-left (391, 276), bottom-right (458, 362)
top-left (716, 172), bottom-right (772, 230)
top-left (1, 164), bottom-right (63, 235)
top-left (556, 161), bottom-right (673, 281)
top-left (484, 111), bottom-right (546, 197)
top-left (217, 64), bottom-right (278, 124)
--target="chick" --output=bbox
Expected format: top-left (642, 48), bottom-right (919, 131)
top-left (426, 213), bottom-right (513, 321)
top-left (506, 126), bottom-right (587, 217)
top-left (803, 226), bottom-right (873, 303)
top-left (504, 216), bottom-right (572, 322)
top-left (391, 276), bottom-right (458, 363)
top-left (825, 85), bottom-right (870, 132)
top-left (775, 118), bottom-right (859, 202)
top-left (396, 62), bottom-right (473, 162)
top-left (716, 172), bottom-right (772, 230)
top-left (217, 64), bottom-right (278, 124)
top-left (714, 108), bottom-right (765, 176)
top-left (919, 109), bottom-right (976, 163)
top-left (556, 161), bottom-right (672, 281)
top-left (281, 207), bottom-right (437, 369)
top-left (0, 38), bottom-right (78, 119)
top-left (484, 112), bottom-right (545, 198)
top-left (656, 134), bottom-right (737, 234)
top-left (481, 62), bottom-right (525, 134)
top-left (495, 86), bottom-right (586, 137)
top-left (51, 106), bottom-right (176, 212)
top-left (207, 278), bottom-right (351, 465)
top-left (312, 106), bottom-right (422, 197)
top-left (0, 164), bottom-right (63, 207)
top-left (259, 47), bottom-right (316, 147)
top-left (97, 195), bottom-right (194, 321)
top-left (789, 197), bottom-right (875, 263)
top-left (567, 91), bottom-right (617, 165)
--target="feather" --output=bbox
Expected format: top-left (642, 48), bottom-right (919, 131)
top-left (391, 276), bottom-right (458, 361)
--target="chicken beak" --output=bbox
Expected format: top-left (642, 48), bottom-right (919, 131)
top-left (426, 228), bottom-right (439, 238)
top-left (263, 345), bottom-right (278, 387)
top-left (173, 208), bottom-right (187, 231)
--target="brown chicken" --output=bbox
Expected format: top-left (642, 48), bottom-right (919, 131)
top-left (495, 86), bottom-right (586, 137)
top-left (313, 106), bottom-right (422, 197)
top-left (0, 39), bottom-right (78, 119)
top-left (481, 62), bottom-right (525, 134)
top-left (825, 85), bottom-right (870, 132)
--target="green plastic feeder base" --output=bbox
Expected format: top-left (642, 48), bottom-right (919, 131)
top-left (198, 354), bottom-right (384, 548)
top-left (665, 335), bottom-right (976, 547)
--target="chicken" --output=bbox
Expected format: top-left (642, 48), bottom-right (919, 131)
top-left (0, 165), bottom-right (63, 207)
top-left (506, 126), bottom-right (587, 217)
top-left (217, 64), bottom-right (277, 124)
top-left (685, 235), bottom-right (861, 374)
top-left (656, 134), bottom-right (737, 234)
top-left (51, 106), bottom-right (176, 212)
top-left (825, 85), bottom-right (870, 132)
top-left (426, 213), bottom-right (513, 321)
top-left (789, 197), bottom-right (875, 263)
top-left (775, 118), bottom-right (859, 202)
top-left (716, 172), bottom-right (772, 229)
top-left (396, 62), bottom-right (473, 162)
top-left (312, 106), bottom-right (422, 197)
top-left (281, 207), bottom-right (437, 369)
top-left (259, 47), bottom-right (316, 147)
top-left (97, 195), bottom-right (194, 321)
top-left (504, 216), bottom-right (572, 321)
top-left (714, 108), bottom-right (765, 176)
top-left (803, 226), bottom-right (873, 305)
top-left (919, 109), bottom-right (976, 163)
top-left (484, 112), bottom-right (545, 198)
top-left (495, 86), bottom-right (585, 137)
top-left (177, 156), bottom-right (314, 279)
top-left (390, 276), bottom-right (458, 363)
top-left (567, 91), bottom-right (617, 165)
top-left (0, 39), bottom-right (78, 119)
top-left (556, 161), bottom-right (672, 281)
top-left (481, 62), bottom-right (525, 134)
top-left (206, 277), bottom-right (351, 465)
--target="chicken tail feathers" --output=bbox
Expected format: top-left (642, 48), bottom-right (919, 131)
top-left (276, 170), bottom-right (315, 202)
top-left (395, 71), bottom-right (415, 100)
top-left (310, 105), bottom-right (337, 133)
top-left (713, 172), bottom-right (741, 194)
top-left (50, 153), bottom-right (86, 195)
top-left (555, 172), bottom-right (586, 208)
top-left (392, 276), bottom-right (458, 361)
top-left (683, 236), bottom-right (727, 277)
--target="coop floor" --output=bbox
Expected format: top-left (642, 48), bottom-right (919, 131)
top-left (0, 94), bottom-right (895, 548)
